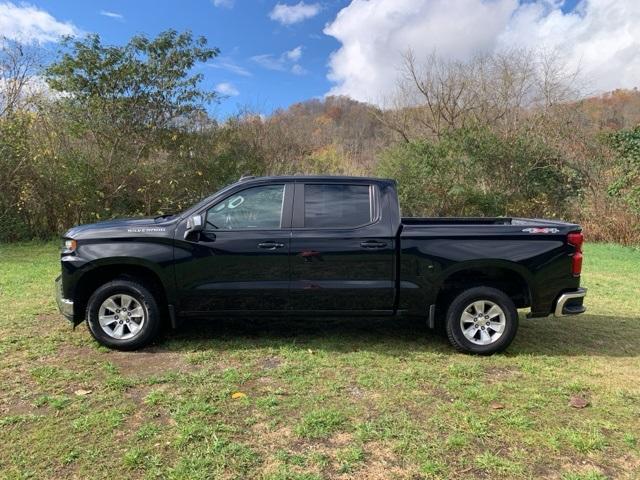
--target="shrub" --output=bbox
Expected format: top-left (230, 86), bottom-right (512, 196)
top-left (377, 127), bottom-right (582, 219)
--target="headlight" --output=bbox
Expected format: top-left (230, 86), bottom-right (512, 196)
top-left (63, 239), bottom-right (77, 252)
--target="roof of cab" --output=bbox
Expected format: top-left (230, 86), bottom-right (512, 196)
top-left (238, 175), bottom-right (396, 184)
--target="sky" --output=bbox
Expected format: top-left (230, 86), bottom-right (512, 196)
top-left (1, 0), bottom-right (639, 117)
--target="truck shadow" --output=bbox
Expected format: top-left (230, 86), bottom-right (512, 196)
top-left (165, 313), bottom-right (640, 358)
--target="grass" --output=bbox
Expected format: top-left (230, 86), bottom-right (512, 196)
top-left (0, 242), bottom-right (639, 479)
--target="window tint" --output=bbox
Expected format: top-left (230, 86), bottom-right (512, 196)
top-left (304, 184), bottom-right (372, 228)
top-left (206, 185), bottom-right (284, 230)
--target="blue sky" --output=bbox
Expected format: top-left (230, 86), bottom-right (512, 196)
top-left (1, 1), bottom-right (638, 118)
top-left (23, 0), bottom-right (352, 117)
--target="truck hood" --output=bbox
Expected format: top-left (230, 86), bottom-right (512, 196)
top-left (64, 217), bottom-right (176, 240)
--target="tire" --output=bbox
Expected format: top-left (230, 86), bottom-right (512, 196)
top-left (86, 278), bottom-right (161, 350)
top-left (445, 286), bottom-right (518, 355)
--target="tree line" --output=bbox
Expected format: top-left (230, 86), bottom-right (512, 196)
top-left (0, 31), bottom-right (638, 244)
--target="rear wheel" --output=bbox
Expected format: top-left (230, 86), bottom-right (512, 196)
top-left (445, 286), bottom-right (518, 355)
top-left (86, 279), bottom-right (161, 350)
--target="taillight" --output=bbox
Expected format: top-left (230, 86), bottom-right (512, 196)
top-left (567, 231), bottom-right (584, 276)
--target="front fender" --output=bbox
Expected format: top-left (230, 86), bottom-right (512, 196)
top-left (62, 239), bottom-right (177, 307)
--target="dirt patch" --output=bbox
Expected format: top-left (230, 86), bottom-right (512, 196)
top-left (0, 365), bottom-right (42, 415)
top-left (107, 349), bottom-right (195, 378)
top-left (54, 342), bottom-right (98, 364)
top-left (113, 405), bottom-right (147, 442)
top-left (0, 398), bottom-right (40, 417)
top-left (549, 452), bottom-right (640, 480)
top-left (554, 461), bottom-right (607, 480)
top-left (336, 440), bottom-right (409, 480)
top-left (36, 321), bottom-right (197, 379)
top-left (329, 432), bottom-right (354, 448)
top-left (259, 355), bottom-right (283, 370)
top-left (346, 384), bottom-right (364, 398)
top-left (250, 422), bottom-right (294, 453)
top-left (34, 314), bottom-right (64, 331)
top-left (240, 371), bottom-right (287, 398)
top-left (485, 366), bottom-right (521, 384)
top-left (607, 454), bottom-right (640, 478)
top-left (124, 383), bottom-right (153, 404)
top-left (423, 384), bottom-right (453, 403)
top-left (253, 422), bottom-right (293, 439)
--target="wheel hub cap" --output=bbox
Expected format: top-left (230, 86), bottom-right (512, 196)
top-left (460, 300), bottom-right (506, 346)
top-left (98, 294), bottom-right (145, 340)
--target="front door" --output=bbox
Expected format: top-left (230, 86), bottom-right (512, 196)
top-left (289, 182), bottom-right (395, 313)
top-left (175, 183), bottom-right (292, 313)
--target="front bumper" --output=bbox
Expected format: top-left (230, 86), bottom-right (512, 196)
top-left (55, 275), bottom-right (74, 322)
top-left (554, 287), bottom-right (587, 316)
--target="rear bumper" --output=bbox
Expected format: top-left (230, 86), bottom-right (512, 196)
top-left (55, 275), bottom-right (75, 323)
top-left (554, 288), bottom-right (587, 317)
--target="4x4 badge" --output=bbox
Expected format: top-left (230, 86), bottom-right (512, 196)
top-left (522, 227), bottom-right (560, 234)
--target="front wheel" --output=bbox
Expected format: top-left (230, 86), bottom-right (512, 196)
top-left (86, 279), bottom-right (161, 350)
top-left (445, 286), bottom-right (518, 355)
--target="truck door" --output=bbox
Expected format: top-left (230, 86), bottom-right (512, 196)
top-left (289, 182), bottom-right (395, 313)
top-left (175, 183), bottom-right (292, 313)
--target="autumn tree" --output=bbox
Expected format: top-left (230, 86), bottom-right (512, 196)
top-left (380, 48), bottom-right (580, 141)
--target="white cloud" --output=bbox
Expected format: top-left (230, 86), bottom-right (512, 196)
top-left (216, 82), bottom-right (239, 96)
top-left (291, 64), bottom-right (307, 75)
top-left (269, 1), bottom-right (320, 25)
top-left (499, 0), bottom-right (640, 95)
top-left (99, 10), bottom-right (123, 20)
top-left (324, 0), bottom-right (640, 103)
top-left (251, 54), bottom-right (287, 71)
top-left (0, 1), bottom-right (80, 44)
top-left (251, 46), bottom-right (306, 74)
top-left (208, 57), bottom-right (252, 77)
top-left (212, 0), bottom-right (234, 8)
top-left (285, 46), bottom-right (302, 62)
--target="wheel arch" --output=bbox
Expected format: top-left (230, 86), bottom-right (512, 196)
top-left (73, 261), bottom-right (169, 322)
top-left (435, 262), bottom-right (532, 313)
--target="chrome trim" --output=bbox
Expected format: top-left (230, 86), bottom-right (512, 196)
top-left (55, 276), bottom-right (74, 321)
top-left (554, 288), bottom-right (587, 317)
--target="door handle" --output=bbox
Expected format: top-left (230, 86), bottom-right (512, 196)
top-left (258, 241), bottom-right (285, 250)
top-left (360, 240), bottom-right (387, 249)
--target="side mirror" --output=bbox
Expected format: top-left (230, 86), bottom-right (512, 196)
top-left (184, 214), bottom-right (204, 240)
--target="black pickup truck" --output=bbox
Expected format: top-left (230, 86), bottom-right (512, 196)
top-left (55, 176), bottom-right (586, 354)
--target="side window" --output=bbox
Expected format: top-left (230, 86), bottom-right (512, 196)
top-left (206, 184), bottom-right (284, 230)
top-left (304, 184), bottom-right (372, 228)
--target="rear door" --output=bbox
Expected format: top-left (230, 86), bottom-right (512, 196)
top-left (289, 182), bottom-right (395, 313)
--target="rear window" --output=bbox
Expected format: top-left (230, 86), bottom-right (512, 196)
top-left (304, 184), bottom-right (372, 228)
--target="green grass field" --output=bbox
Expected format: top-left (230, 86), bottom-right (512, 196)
top-left (0, 242), bottom-right (639, 479)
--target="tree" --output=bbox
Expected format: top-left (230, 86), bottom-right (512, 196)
top-left (43, 30), bottom-right (220, 215)
top-left (0, 37), bottom-right (42, 117)
top-left (379, 48), bottom-right (580, 141)
top-left (608, 126), bottom-right (640, 214)
top-left (376, 126), bottom-right (582, 219)
top-left (45, 30), bottom-right (219, 130)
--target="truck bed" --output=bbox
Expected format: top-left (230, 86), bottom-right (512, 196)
top-left (402, 217), bottom-right (512, 225)
top-left (401, 217), bottom-right (580, 228)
